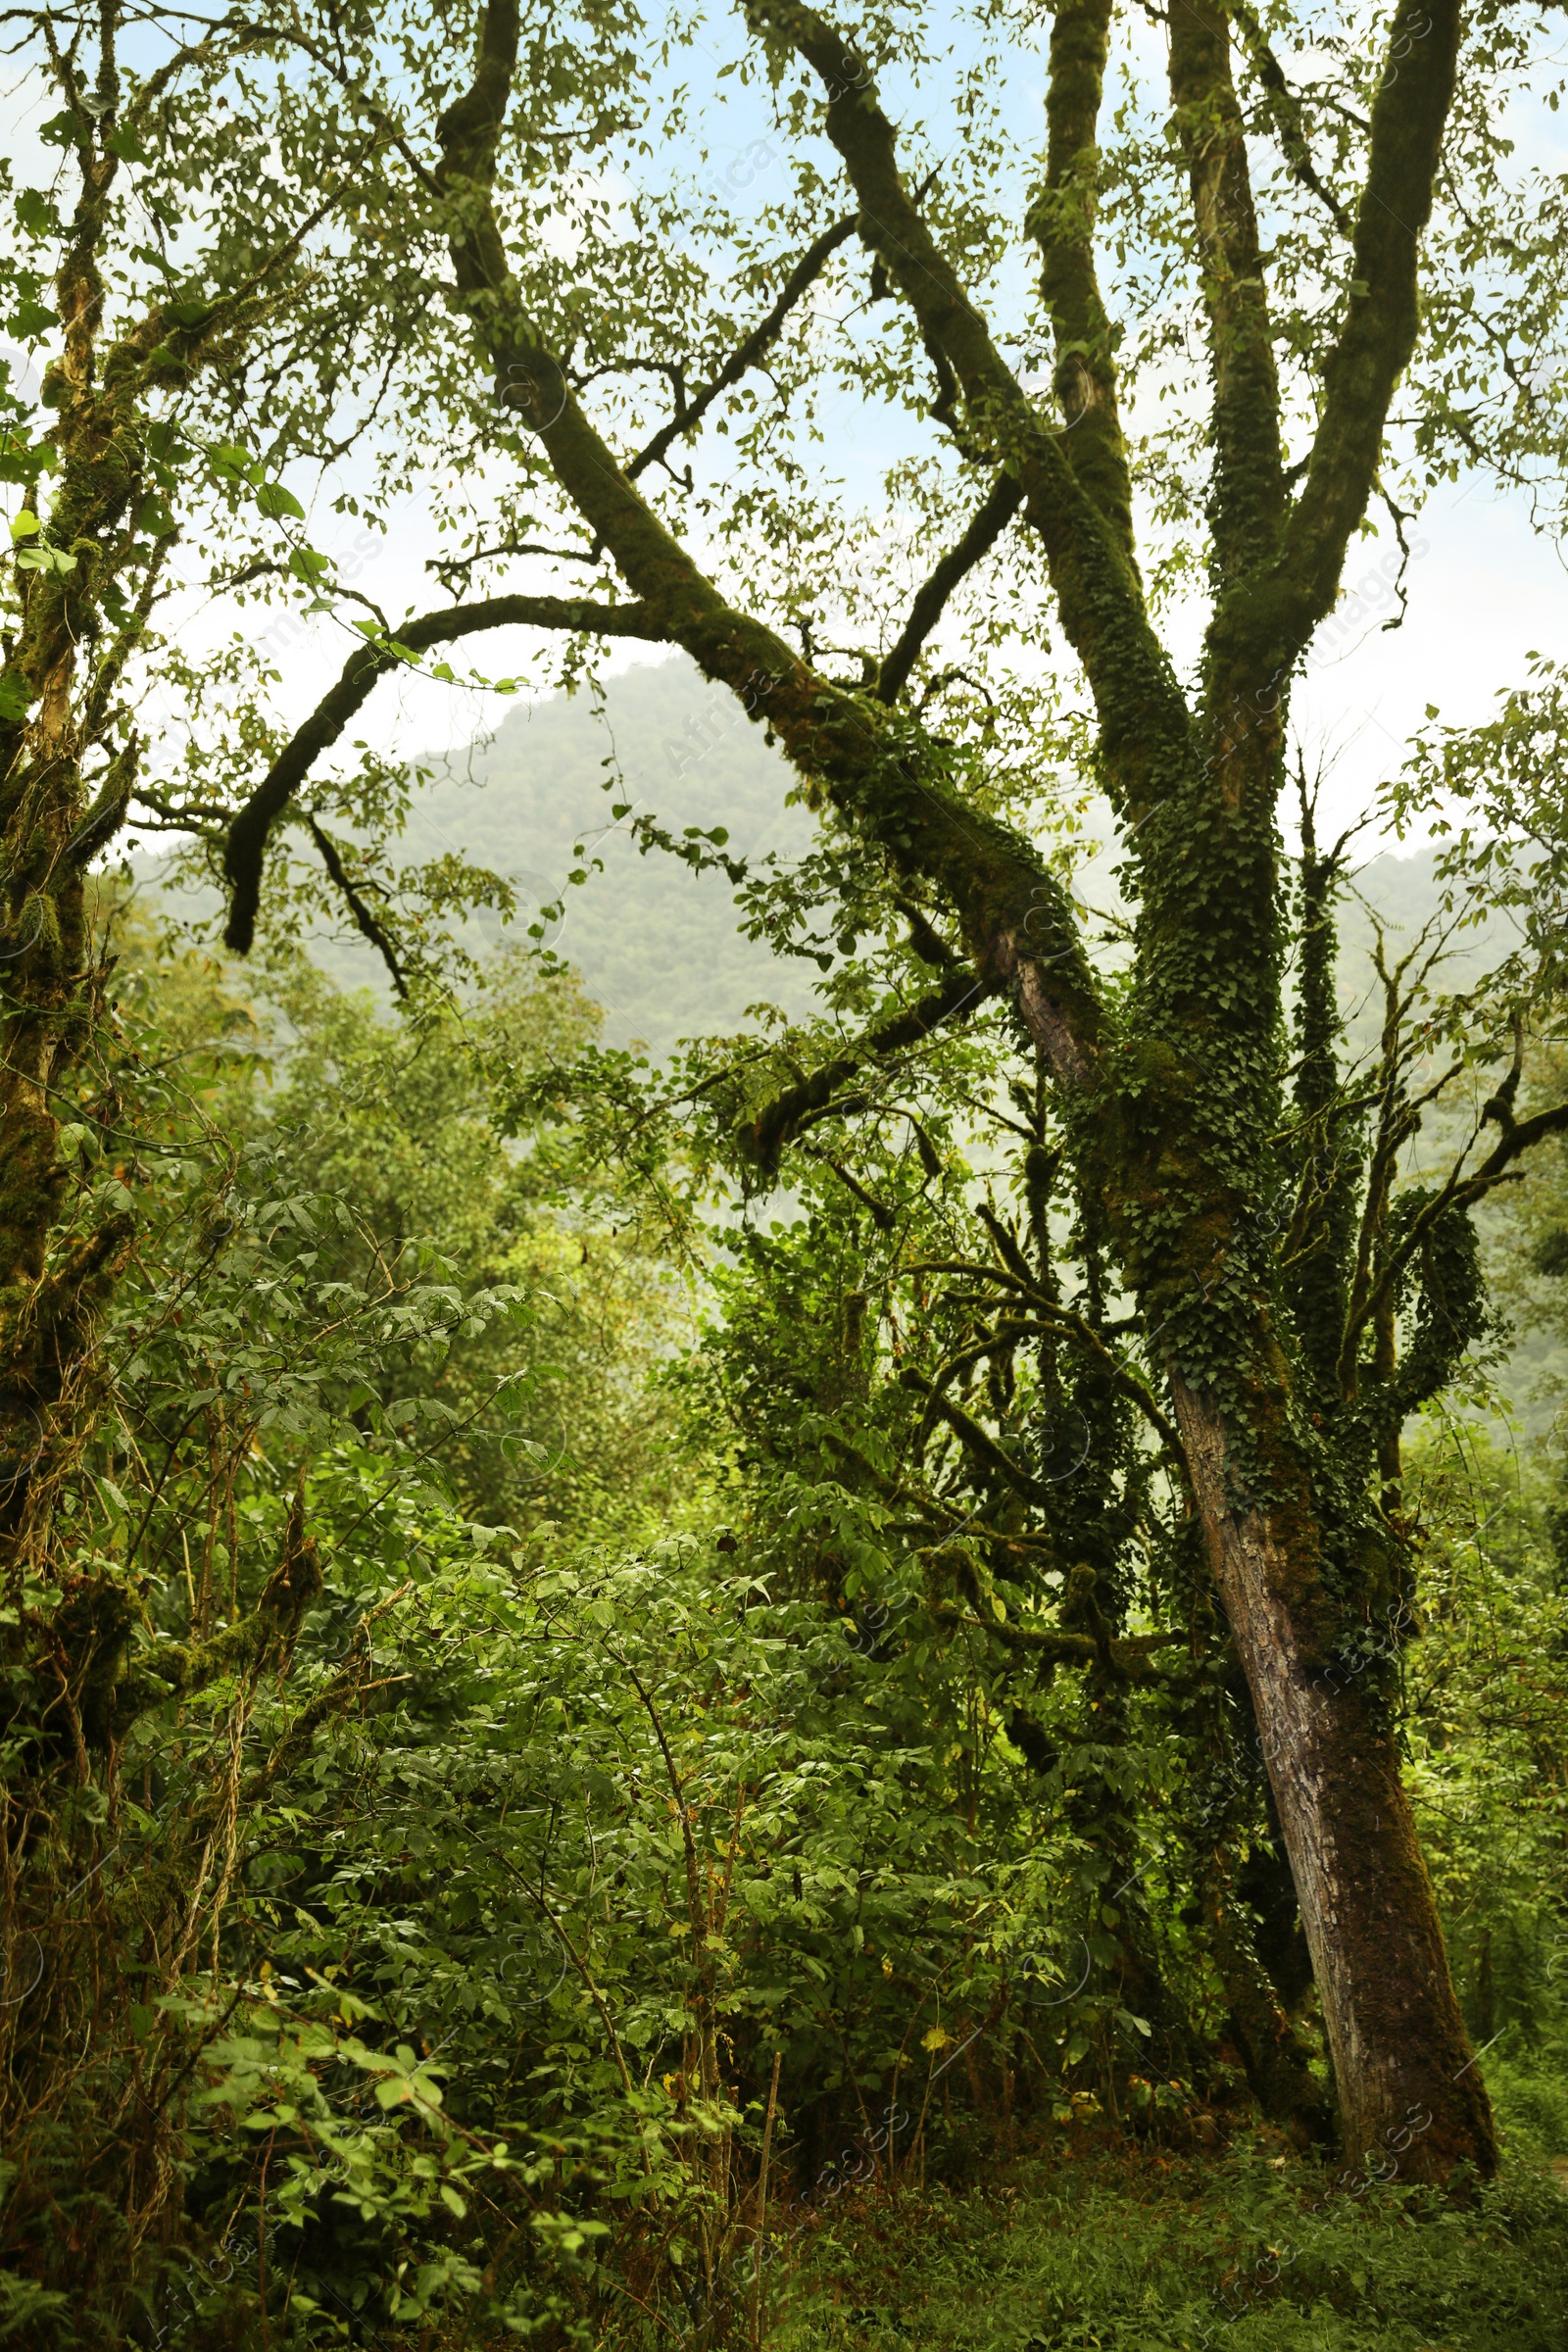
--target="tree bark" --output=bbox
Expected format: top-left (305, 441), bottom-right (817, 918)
top-left (1173, 1377), bottom-right (1494, 2180)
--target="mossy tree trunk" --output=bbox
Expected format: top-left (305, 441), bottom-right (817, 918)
top-left (0, 10), bottom-right (284, 1585)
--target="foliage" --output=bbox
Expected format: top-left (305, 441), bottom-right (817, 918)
top-left (8, 0), bottom-right (1568, 2333)
top-left (0, 864), bottom-right (1563, 2350)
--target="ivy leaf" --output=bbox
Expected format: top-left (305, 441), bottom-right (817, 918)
top-left (14, 190), bottom-right (61, 240)
top-left (37, 111), bottom-right (88, 150)
top-left (8, 300), bottom-right (57, 340)
top-left (107, 122), bottom-right (153, 164)
top-left (255, 482), bottom-right (306, 521)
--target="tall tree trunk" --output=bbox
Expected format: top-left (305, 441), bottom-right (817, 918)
top-left (1175, 1380), bottom-right (1494, 2180)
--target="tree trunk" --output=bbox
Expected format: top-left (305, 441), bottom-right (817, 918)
top-left (1174, 1379), bottom-right (1495, 2182)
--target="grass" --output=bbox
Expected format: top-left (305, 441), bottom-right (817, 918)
top-left (767, 2126), bottom-right (1568, 2352)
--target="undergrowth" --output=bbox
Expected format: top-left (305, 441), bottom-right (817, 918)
top-left (773, 2130), bottom-right (1568, 2352)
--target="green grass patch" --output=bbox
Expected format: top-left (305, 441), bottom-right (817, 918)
top-left (771, 2136), bottom-right (1568, 2352)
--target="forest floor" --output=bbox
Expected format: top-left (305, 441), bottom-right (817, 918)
top-left (768, 2090), bottom-right (1568, 2352)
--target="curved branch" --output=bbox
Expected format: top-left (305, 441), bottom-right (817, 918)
top-left (424, 0), bottom-right (1107, 1096)
top-left (221, 592), bottom-right (665, 954)
top-left (306, 817), bottom-right (408, 997)
top-left (900, 1368), bottom-right (1061, 1508)
top-left (906, 1257), bottom-right (1186, 1460)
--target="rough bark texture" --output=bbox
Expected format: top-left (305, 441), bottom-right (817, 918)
top-left (1174, 1378), bottom-right (1494, 2174)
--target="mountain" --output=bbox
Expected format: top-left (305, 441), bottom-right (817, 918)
top-left (142, 653), bottom-right (1477, 1064)
top-left (332, 655), bottom-right (823, 1056)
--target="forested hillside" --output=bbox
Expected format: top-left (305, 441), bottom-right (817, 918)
top-left (155, 651), bottom-right (1473, 1055)
top-left (242, 660), bottom-right (823, 1055)
top-left (5, 0), bottom-right (1568, 2348)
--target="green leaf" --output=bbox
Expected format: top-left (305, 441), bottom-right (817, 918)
top-left (8, 300), bottom-right (57, 340)
top-left (255, 482), bottom-right (306, 520)
top-left (38, 111), bottom-right (87, 150)
top-left (107, 122), bottom-right (153, 164)
top-left (15, 189), bottom-right (60, 240)
top-left (0, 673), bottom-right (32, 721)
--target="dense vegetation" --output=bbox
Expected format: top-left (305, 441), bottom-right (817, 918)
top-left (4, 890), bottom-right (1567, 2348)
top-left (4, 0), bottom-right (1568, 2343)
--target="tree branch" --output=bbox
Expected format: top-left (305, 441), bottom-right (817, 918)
top-left (221, 592), bottom-right (665, 954)
top-left (875, 473), bottom-right (1023, 704)
top-left (306, 817), bottom-right (408, 996)
top-left (744, 0), bottom-right (1192, 827)
top-left (627, 214), bottom-right (858, 481)
top-left (1348, 1088), bottom-right (1568, 1370)
top-left (739, 961), bottom-right (995, 1174)
top-left (1230, 0), bottom-right (1353, 232)
top-left (934, 1603), bottom-right (1187, 1684)
top-left (423, 0), bottom-right (1107, 1097)
top-left (1168, 0), bottom-right (1288, 585)
top-left (1031, 0), bottom-right (1138, 568)
top-left (1236, 0), bottom-right (1461, 670)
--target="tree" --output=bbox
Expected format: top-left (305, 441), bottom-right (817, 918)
top-left (8, 0), bottom-right (1568, 2182)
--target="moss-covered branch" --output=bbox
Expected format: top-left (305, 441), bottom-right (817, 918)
top-left (220, 593), bottom-right (665, 954)
top-left (738, 963), bottom-right (996, 1174)
top-left (1030, 0), bottom-right (1138, 573)
top-left (1167, 0), bottom-right (1288, 585)
top-left (1231, 0), bottom-right (1461, 672)
top-left (875, 473), bottom-right (1023, 704)
top-left (745, 0), bottom-right (1192, 824)
top-left (426, 1), bottom-right (1108, 1092)
top-left (627, 214), bottom-right (858, 483)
